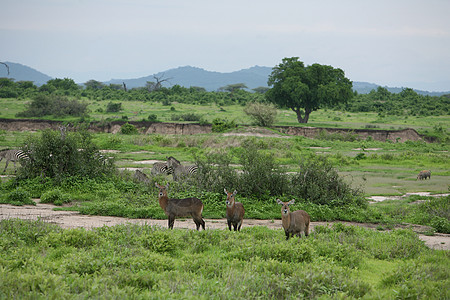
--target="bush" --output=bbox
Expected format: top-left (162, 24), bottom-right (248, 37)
top-left (19, 129), bottom-right (116, 182)
top-left (3, 188), bottom-right (34, 206)
top-left (211, 118), bottom-right (236, 132)
top-left (41, 189), bottom-right (71, 206)
top-left (16, 94), bottom-right (88, 118)
top-left (106, 102), bottom-right (122, 113)
top-left (290, 156), bottom-right (366, 207)
top-left (244, 102), bottom-right (278, 127)
top-left (120, 123), bottom-right (138, 135)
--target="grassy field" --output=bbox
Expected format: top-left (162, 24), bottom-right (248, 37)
top-left (0, 218), bottom-right (448, 299)
top-left (1, 97), bottom-right (449, 134)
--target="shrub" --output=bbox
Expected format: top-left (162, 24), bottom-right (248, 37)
top-left (148, 114), bottom-right (158, 122)
top-left (19, 129), bottom-right (115, 182)
top-left (211, 118), bottom-right (236, 132)
top-left (106, 102), bottom-right (122, 113)
top-left (3, 188), bottom-right (34, 206)
top-left (16, 94), bottom-right (88, 118)
top-left (41, 189), bottom-right (71, 206)
top-left (244, 102), bottom-right (277, 127)
top-left (120, 123), bottom-right (138, 135)
top-left (290, 156), bottom-right (366, 207)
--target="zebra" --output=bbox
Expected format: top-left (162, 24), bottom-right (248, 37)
top-left (0, 149), bottom-right (29, 173)
top-left (151, 162), bottom-right (173, 176)
top-left (166, 156), bottom-right (198, 181)
top-left (134, 169), bottom-right (150, 184)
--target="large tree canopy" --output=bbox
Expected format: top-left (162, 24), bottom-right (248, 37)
top-left (266, 57), bottom-right (353, 123)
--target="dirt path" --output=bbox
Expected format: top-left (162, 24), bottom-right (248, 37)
top-left (0, 200), bottom-right (448, 251)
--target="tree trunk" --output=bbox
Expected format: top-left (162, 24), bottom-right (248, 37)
top-left (293, 107), bottom-right (311, 123)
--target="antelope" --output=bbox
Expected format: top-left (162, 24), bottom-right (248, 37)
top-left (224, 189), bottom-right (245, 231)
top-left (276, 199), bottom-right (310, 240)
top-left (155, 182), bottom-right (205, 230)
top-left (417, 170), bottom-right (431, 180)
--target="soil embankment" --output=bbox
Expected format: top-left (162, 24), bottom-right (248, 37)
top-left (0, 118), bottom-right (429, 142)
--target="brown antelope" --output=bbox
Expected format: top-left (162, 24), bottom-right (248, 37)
top-left (224, 189), bottom-right (245, 231)
top-left (276, 199), bottom-right (310, 240)
top-left (155, 183), bottom-right (205, 230)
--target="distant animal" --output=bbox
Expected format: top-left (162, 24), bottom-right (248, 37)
top-left (224, 189), bottom-right (245, 231)
top-left (134, 169), bottom-right (150, 184)
top-left (0, 149), bottom-right (29, 173)
top-left (276, 199), bottom-right (310, 240)
top-left (417, 170), bottom-right (431, 180)
top-left (151, 162), bottom-right (172, 176)
top-left (155, 182), bottom-right (205, 230)
top-left (166, 156), bottom-right (198, 181)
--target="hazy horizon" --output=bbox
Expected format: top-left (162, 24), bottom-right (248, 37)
top-left (2, 0), bottom-right (450, 91)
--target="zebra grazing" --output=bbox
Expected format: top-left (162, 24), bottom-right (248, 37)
top-left (151, 162), bottom-right (173, 176)
top-left (0, 149), bottom-right (29, 173)
top-left (166, 156), bottom-right (198, 181)
top-left (134, 169), bottom-right (150, 184)
top-left (417, 170), bottom-right (431, 180)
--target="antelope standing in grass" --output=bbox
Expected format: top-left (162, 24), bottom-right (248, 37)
top-left (155, 183), bottom-right (205, 230)
top-left (224, 189), bottom-right (245, 231)
top-left (276, 199), bottom-right (310, 240)
top-left (417, 170), bottom-right (431, 180)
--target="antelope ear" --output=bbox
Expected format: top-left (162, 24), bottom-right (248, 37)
top-left (165, 182), bottom-right (170, 189)
top-left (276, 198), bottom-right (283, 205)
top-left (224, 188), bottom-right (227, 194)
top-left (233, 190), bottom-right (237, 195)
top-left (288, 199), bottom-right (295, 205)
top-left (155, 182), bottom-right (160, 188)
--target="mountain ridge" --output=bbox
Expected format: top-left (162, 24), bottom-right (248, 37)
top-left (1, 62), bottom-right (448, 96)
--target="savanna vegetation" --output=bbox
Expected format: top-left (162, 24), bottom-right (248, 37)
top-left (0, 58), bottom-right (449, 298)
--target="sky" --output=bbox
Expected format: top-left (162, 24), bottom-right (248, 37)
top-left (2, 0), bottom-right (450, 91)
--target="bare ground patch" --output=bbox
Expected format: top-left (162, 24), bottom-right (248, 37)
top-left (1, 200), bottom-right (448, 251)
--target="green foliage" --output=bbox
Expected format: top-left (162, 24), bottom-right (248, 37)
top-left (211, 118), bottom-right (236, 132)
top-left (0, 219), bottom-right (444, 299)
top-left (290, 155), bottom-right (366, 207)
top-left (19, 129), bottom-right (115, 181)
top-left (40, 188), bottom-right (71, 206)
top-left (2, 188), bottom-right (34, 206)
top-left (120, 122), bottom-right (138, 135)
top-left (243, 101), bottom-right (277, 127)
top-left (106, 101), bottom-right (122, 113)
top-left (348, 86), bottom-right (449, 117)
top-left (16, 94), bottom-right (88, 118)
top-left (266, 57), bottom-right (353, 123)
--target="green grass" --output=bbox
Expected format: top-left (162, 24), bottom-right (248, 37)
top-left (2, 97), bottom-right (450, 134)
top-left (1, 219), bottom-right (448, 299)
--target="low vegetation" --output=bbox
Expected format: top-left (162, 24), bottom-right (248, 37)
top-left (0, 219), bottom-right (447, 299)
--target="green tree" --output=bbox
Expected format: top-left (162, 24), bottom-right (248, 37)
top-left (219, 83), bottom-right (248, 93)
top-left (266, 57), bottom-right (353, 123)
top-left (84, 80), bottom-right (105, 90)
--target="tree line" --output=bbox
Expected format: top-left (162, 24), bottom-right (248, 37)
top-left (1, 57), bottom-right (448, 122)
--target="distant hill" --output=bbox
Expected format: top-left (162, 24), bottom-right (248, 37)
top-left (0, 62), bottom-right (52, 86)
top-left (106, 65), bottom-right (273, 91)
top-left (2, 62), bottom-right (448, 96)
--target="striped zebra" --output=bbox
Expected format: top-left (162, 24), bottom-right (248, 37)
top-left (166, 156), bottom-right (198, 181)
top-left (134, 169), bottom-right (150, 184)
top-left (0, 149), bottom-right (29, 173)
top-left (151, 162), bottom-right (173, 176)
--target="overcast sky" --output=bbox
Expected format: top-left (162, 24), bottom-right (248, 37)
top-left (2, 0), bottom-right (450, 91)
